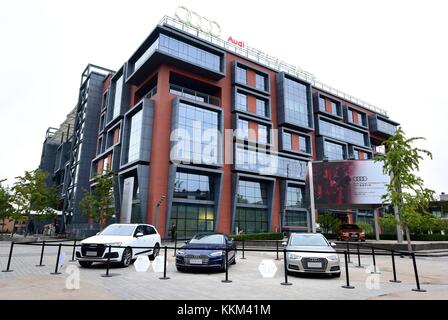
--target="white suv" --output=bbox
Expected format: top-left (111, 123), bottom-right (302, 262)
top-left (76, 223), bottom-right (161, 268)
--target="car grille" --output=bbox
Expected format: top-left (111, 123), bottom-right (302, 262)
top-left (302, 257), bottom-right (328, 272)
top-left (81, 244), bottom-right (106, 258)
top-left (185, 254), bottom-right (209, 265)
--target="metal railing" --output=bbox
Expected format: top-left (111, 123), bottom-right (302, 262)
top-left (169, 84), bottom-right (220, 106)
top-left (159, 15), bottom-right (388, 117)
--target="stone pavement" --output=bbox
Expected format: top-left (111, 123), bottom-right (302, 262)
top-left (1, 241), bottom-right (447, 300)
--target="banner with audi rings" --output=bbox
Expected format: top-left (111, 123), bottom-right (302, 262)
top-left (311, 160), bottom-right (389, 208)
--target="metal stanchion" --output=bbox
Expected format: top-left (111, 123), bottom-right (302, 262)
top-left (101, 245), bottom-right (113, 278)
top-left (36, 240), bottom-right (46, 267)
top-left (159, 246), bottom-right (170, 280)
top-left (275, 240), bottom-right (280, 260)
top-left (240, 239), bottom-right (246, 260)
top-left (342, 251), bottom-right (355, 289)
top-left (389, 250), bottom-right (401, 283)
top-left (222, 247), bottom-right (232, 283)
top-left (280, 249), bottom-right (292, 286)
top-left (371, 247), bottom-right (380, 274)
top-left (50, 243), bottom-right (62, 275)
top-left (355, 243), bottom-right (363, 268)
top-left (70, 240), bottom-right (77, 262)
top-left (2, 242), bottom-right (14, 272)
top-left (346, 241), bottom-right (351, 263)
top-left (411, 253), bottom-right (426, 292)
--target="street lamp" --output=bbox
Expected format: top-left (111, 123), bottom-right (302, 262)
top-left (155, 195), bottom-right (166, 231)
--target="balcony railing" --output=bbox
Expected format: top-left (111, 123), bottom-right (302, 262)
top-left (169, 84), bottom-right (220, 106)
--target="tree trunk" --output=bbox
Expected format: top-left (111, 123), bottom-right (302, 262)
top-left (405, 225), bottom-right (413, 254)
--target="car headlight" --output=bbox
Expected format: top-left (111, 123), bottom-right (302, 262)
top-left (177, 250), bottom-right (186, 256)
top-left (288, 253), bottom-right (302, 260)
top-left (327, 255), bottom-right (339, 261)
top-left (106, 242), bottom-right (122, 247)
top-left (209, 251), bottom-right (224, 257)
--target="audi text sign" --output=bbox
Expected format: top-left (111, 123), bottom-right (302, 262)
top-left (312, 160), bottom-right (389, 208)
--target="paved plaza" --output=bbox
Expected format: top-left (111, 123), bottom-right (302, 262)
top-left (1, 241), bottom-right (447, 300)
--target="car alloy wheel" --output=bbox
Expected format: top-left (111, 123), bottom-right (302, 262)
top-left (121, 247), bottom-right (132, 267)
top-left (149, 243), bottom-right (160, 261)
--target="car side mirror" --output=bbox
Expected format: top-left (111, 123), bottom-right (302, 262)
top-left (282, 241), bottom-right (287, 246)
top-left (184, 241), bottom-right (189, 244)
top-left (96, 232), bottom-right (100, 235)
top-left (330, 242), bottom-right (337, 247)
top-left (135, 232), bottom-right (144, 238)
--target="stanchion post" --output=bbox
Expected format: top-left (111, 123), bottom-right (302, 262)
top-left (101, 245), bottom-right (113, 278)
top-left (241, 239), bottom-right (246, 260)
top-left (371, 247), bottom-right (380, 274)
top-left (36, 240), bottom-right (46, 267)
top-left (389, 250), bottom-right (401, 283)
top-left (173, 234), bottom-right (177, 257)
top-left (222, 247), bottom-right (232, 283)
top-left (50, 243), bottom-right (62, 275)
top-left (346, 241), bottom-right (351, 263)
top-left (342, 251), bottom-right (355, 289)
top-left (159, 246), bottom-right (170, 280)
top-left (355, 243), bottom-right (363, 268)
top-left (275, 240), bottom-right (280, 261)
top-left (411, 252), bottom-right (426, 292)
top-left (2, 241), bottom-right (14, 272)
top-left (70, 240), bottom-right (77, 262)
top-left (280, 248), bottom-right (292, 286)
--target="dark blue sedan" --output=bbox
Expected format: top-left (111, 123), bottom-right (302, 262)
top-left (176, 233), bottom-right (237, 272)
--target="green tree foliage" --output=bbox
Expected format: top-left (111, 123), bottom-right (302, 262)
top-left (11, 169), bottom-right (59, 222)
top-left (375, 127), bottom-right (438, 250)
top-left (80, 172), bottom-right (115, 229)
top-left (317, 213), bottom-right (341, 234)
top-left (0, 179), bottom-right (17, 232)
top-left (356, 221), bottom-right (372, 234)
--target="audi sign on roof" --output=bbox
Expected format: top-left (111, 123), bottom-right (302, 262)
top-left (311, 160), bottom-right (390, 208)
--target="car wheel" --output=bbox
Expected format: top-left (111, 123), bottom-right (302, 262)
top-left (120, 247), bottom-right (132, 267)
top-left (149, 243), bottom-right (160, 261)
top-left (332, 272), bottom-right (341, 278)
top-left (176, 266), bottom-right (185, 272)
top-left (78, 261), bottom-right (93, 268)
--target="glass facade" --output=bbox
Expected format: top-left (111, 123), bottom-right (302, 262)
top-left (236, 92), bottom-right (247, 111)
top-left (283, 78), bottom-right (310, 128)
top-left (286, 186), bottom-right (305, 207)
top-left (299, 136), bottom-right (308, 153)
top-left (324, 140), bottom-right (346, 160)
top-left (112, 75), bottom-right (123, 120)
top-left (258, 124), bottom-right (268, 144)
top-left (283, 132), bottom-right (292, 150)
top-left (256, 99), bottom-right (267, 117)
top-left (170, 203), bottom-right (214, 239)
top-left (176, 102), bottom-right (219, 164)
top-left (284, 210), bottom-right (307, 227)
top-left (237, 180), bottom-right (267, 205)
top-left (236, 66), bottom-right (247, 84)
top-left (173, 172), bottom-right (214, 201)
top-left (319, 119), bottom-right (367, 147)
top-left (256, 73), bottom-right (266, 91)
top-left (237, 119), bottom-right (249, 140)
top-left (319, 96), bottom-right (326, 112)
top-left (128, 110), bottom-right (143, 163)
top-left (235, 207), bottom-right (269, 234)
top-left (377, 118), bottom-right (397, 135)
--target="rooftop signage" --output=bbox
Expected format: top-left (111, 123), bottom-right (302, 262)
top-left (175, 6), bottom-right (221, 37)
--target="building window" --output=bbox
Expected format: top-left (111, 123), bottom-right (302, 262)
top-left (158, 34), bottom-right (221, 72)
top-left (348, 110), bottom-right (354, 123)
top-left (236, 66), bottom-right (247, 84)
top-left (174, 172), bottom-right (214, 200)
top-left (258, 124), bottom-right (268, 144)
top-left (170, 203), bottom-right (214, 239)
top-left (284, 210), bottom-right (307, 227)
top-left (101, 91), bottom-right (108, 110)
top-left (324, 140), bottom-right (346, 160)
top-left (102, 156), bottom-right (110, 174)
top-left (357, 113), bottom-right (364, 126)
top-left (377, 119), bottom-right (397, 135)
top-left (283, 132), bottom-right (292, 150)
top-left (235, 92), bottom-right (247, 111)
top-left (237, 180), bottom-right (267, 205)
top-left (256, 73), bottom-right (266, 91)
top-left (128, 110), bottom-right (143, 163)
top-left (112, 75), bottom-right (123, 120)
top-left (256, 99), bottom-right (267, 117)
top-left (237, 119), bottom-right (249, 140)
top-left (97, 137), bottom-right (103, 155)
top-left (299, 136), bottom-right (308, 153)
top-left (331, 101), bottom-right (338, 116)
top-left (284, 78), bottom-right (310, 128)
top-left (319, 97), bottom-right (326, 112)
top-left (176, 102), bottom-right (219, 164)
top-left (235, 207), bottom-right (269, 234)
top-left (286, 186), bottom-right (305, 207)
top-left (319, 119), bottom-right (367, 147)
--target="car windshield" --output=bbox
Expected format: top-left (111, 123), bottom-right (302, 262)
top-left (189, 234), bottom-right (224, 244)
top-left (100, 225), bottom-right (135, 236)
top-left (341, 224), bottom-right (359, 230)
top-left (289, 235), bottom-right (329, 247)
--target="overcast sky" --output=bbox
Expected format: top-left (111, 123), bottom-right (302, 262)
top-left (0, 0), bottom-right (447, 195)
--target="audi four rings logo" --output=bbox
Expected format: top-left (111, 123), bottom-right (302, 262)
top-left (352, 176), bottom-right (368, 182)
top-left (175, 6), bottom-right (222, 37)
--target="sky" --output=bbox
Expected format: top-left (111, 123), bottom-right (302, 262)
top-left (0, 0), bottom-right (447, 195)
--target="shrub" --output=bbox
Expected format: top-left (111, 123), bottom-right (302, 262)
top-left (229, 232), bottom-right (284, 241)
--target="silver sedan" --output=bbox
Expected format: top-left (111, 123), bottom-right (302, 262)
top-left (283, 233), bottom-right (341, 277)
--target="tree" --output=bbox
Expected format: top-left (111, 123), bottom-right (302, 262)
top-left (11, 169), bottom-right (60, 226)
top-left (317, 213), bottom-right (341, 234)
top-left (0, 179), bottom-right (18, 233)
top-left (356, 221), bottom-right (372, 235)
top-left (80, 171), bottom-right (115, 230)
top-left (375, 127), bottom-right (434, 252)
